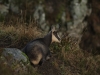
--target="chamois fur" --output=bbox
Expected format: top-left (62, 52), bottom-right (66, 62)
top-left (23, 27), bottom-right (61, 66)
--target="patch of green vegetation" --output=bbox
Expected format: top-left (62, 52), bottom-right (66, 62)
top-left (65, 43), bottom-right (70, 52)
top-left (0, 13), bottom-right (5, 22)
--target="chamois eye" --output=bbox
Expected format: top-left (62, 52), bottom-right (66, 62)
top-left (53, 31), bottom-right (60, 41)
top-left (53, 31), bottom-right (57, 34)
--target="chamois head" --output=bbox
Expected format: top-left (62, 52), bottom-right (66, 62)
top-left (51, 27), bottom-right (61, 43)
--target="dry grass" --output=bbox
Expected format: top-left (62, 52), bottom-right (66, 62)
top-left (0, 21), bottom-right (43, 49)
top-left (50, 38), bottom-right (100, 75)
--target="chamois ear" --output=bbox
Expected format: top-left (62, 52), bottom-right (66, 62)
top-left (51, 26), bottom-right (56, 32)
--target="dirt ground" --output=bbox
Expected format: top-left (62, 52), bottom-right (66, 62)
top-left (37, 55), bottom-right (61, 75)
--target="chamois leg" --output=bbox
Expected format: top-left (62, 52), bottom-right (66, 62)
top-left (30, 52), bottom-right (42, 66)
top-left (46, 55), bottom-right (51, 60)
top-left (38, 56), bottom-right (46, 66)
top-left (46, 51), bottom-right (51, 60)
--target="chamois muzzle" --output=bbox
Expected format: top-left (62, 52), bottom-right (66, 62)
top-left (52, 30), bottom-right (61, 43)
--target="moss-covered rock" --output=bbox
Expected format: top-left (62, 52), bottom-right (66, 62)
top-left (0, 48), bottom-right (40, 75)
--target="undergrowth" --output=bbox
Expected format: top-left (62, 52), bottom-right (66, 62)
top-left (50, 38), bottom-right (100, 75)
top-left (0, 22), bottom-right (100, 75)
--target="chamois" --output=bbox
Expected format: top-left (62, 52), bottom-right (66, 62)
top-left (23, 27), bottom-right (61, 66)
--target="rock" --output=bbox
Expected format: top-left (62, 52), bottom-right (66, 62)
top-left (67, 0), bottom-right (91, 38)
top-left (3, 48), bottom-right (28, 62)
top-left (0, 48), bottom-right (40, 75)
top-left (0, 4), bottom-right (9, 15)
top-left (33, 2), bottom-right (50, 31)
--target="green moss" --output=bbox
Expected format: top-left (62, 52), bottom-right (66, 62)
top-left (21, 52), bottom-right (30, 64)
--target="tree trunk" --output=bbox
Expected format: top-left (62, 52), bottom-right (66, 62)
top-left (79, 0), bottom-right (100, 55)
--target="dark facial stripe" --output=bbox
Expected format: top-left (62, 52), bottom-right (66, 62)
top-left (53, 31), bottom-right (60, 41)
